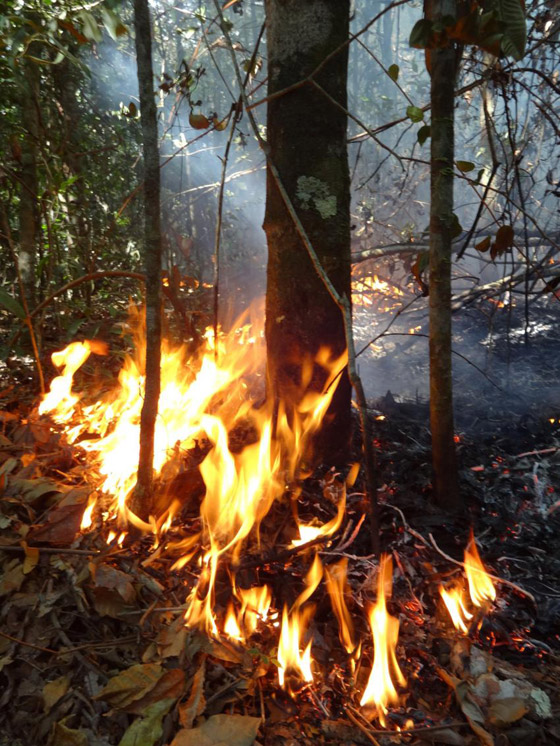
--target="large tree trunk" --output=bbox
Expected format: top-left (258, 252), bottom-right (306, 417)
top-left (264, 0), bottom-right (352, 467)
top-left (428, 0), bottom-right (461, 510)
top-left (131, 0), bottom-right (162, 520)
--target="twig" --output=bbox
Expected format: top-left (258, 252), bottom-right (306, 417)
top-left (515, 447), bottom-right (558, 459)
top-left (346, 707), bottom-right (381, 746)
top-left (0, 629), bottom-right (58, 655)
top-left (0, 545), bottom-right (102, 556)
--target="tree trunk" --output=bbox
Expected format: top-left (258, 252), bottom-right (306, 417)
top-left (18, 61), bottom-right (40, 308)
top-left (131, 0), bottom-right (162, 520)
top-left (264, 0), bottom-right (352, 467)
top-left (428, 0), bottom-right (461, 510)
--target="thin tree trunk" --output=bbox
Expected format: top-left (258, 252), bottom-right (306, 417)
top-left (131, 0), bottom-right (162, 521)
top-left (18, 61), bottom-right (40, 308)
top-left (264, 0), bottom-right (352, 467)
top-left (428, 0), bottom-right (461, 510)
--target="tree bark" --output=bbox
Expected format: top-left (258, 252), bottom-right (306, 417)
top-left (264, 0), bottom-right (352, 467)
top-left (18, 61), bottom-right (40, 308)
top-left (428, 0), bottom-right (461, 510)
top-left (131, 0), bottom-right (162, 520)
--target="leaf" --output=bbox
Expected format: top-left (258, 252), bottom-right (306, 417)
top-left (491, 224), bottom-right (514, 259)
top-left (189, 112), bottom-right (210, 130)
top-left (456, 160), bottom-right (475, 173)
top-left (409, 18), bottom-right (434, 48)
top-left (387, 63), bottom-right (399, 81)
top-left (406, 105), bottom-right (424, 123)
top-left (417, 124), bottom-right (431, 146)
top-left (179, 658), bottom-right (206, 728)
top-left (101, 7), bottom-right (128, 41)
top-left (0, 560), bottom-right (25, 597)
top-left (26, 502), bottom-right (84, 546)
top-left (488, 697), bottom-right (528, 727)
top-left (475, 236), bottom-right (491, 252)
top-left (48, 718), bottom-right (88, 746)
top-left (127, 668), bottom-right (185, 714)
top-left (91, 563), bottom-right (136, 604)
top-left (43, 675), bottom-right (70, 713)
top-left (412, 251), bottom-right (429, 296)
top-left (22, 541), bottom-right (39, 574)
top-left (498, 0), bottom-right (526, 59)
top-left (118, 698), bottom-right (174, 746)
top-left (95, 663), bottom-right (165, 710)
top-left (450, 213), bottom-right (463, 239)
top-left (170, 714), bottom-right (261, 746)
top-left (78, 10), bottom-right (102, 43)
top-left (0, 288), bottom-right (26, 320)
top-left (57, 19), bottom-right (88, 45)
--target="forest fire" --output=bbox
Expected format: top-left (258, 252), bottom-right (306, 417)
top-left (352, 273), bottom-right (405, 311)
top-left (34, 307), bottom-right (511, 729)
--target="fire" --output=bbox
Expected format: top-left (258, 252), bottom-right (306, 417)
top-left (278, 554), bottom-right (323, 693)
top-left (439, 585), bottom-right (472, 634)
top-left (440, 531), bottom-right (496, 633)
top-left (352, 273), bottom-right (405, 309)
top-left (360, 554), bottom-right (406, 725)
top-left (325, 557), bottom-right (356, 655)
top-left (465, 532), bottom-right (496, 607)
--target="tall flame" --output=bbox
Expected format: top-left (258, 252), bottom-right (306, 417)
top-left (360, 555), bottom-right (406, 725)
top-left (325, 558), bottom-right (356, 655)
top-left (278, 554), bottom-right (323, 693)
top-left (465, 531), bottom-right (496, 607)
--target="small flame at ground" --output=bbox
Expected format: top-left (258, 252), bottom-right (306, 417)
top-left (440, 531), bottom-right (497, 633)
top-left (278, 554), bottom-right (323, 693)
top-left (325, 558), bottom-right (356, 655)
top-left (360, 554), bottom-right (406, 725)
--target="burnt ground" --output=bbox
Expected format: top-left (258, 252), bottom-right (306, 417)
top-left (0, 296), bottom-right (560, 746)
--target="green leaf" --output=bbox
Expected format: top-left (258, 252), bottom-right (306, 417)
top-left (409, 18), bottom-right (433, 48)
top-left (498, 0), bottom-right (526, 59)
top-left (388, 63), bottom-right (399, 81)
top-left (456, 160), bottom-right (475, 173)
top-left (406, 105), bottom-right (424, 123)
top-left (451, 213), bottom-right (463, 239)
top-left (0, 288), bottom-right (26, 320)
top-left (118, 699), bottom-right (174, 746)
top-left (417, 124), bottom-right (431, 146)
top-left (101, 7), bottom-right (128, 41)
top-left (78, 10), bottom-right (102, 43)
top-left (476, 168), bottom-right (485, 184)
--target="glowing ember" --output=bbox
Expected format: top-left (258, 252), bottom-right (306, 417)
top-left (360, 554), bottom-right (406, 725)
top-left (278, 554), bottom-right (323, 693)
top-left (465, 532), bottom-right (496, 607)
top-left (325, 557), bottom-right (356, 655)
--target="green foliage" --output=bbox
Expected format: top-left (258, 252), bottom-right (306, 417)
top-left (406, 105), bottom-right (424, 123)
top-left (0, 289), bottom-right (26, 320)
top-left (456, 160), bottom-right (475, 173)
top-left (409, 0), bottom-right (527, 60)
top-left (388, 63), bottom-right (399, 81)
top-left (418, 124), bottom-right (431, 146)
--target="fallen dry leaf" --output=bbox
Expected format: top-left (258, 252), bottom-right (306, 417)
top-left (47, 717), bottom-right (88, 746)
top-left (170, 713), bottom-right (261, 746)
top-left (118, 697), bottom-right (175, 746)
top-left (22, 541), bottom-right (39, 574)
top-left (95, 663), bottom-right (166, 710)
top-left (43, 675), bottom-right (71, 713)
top-left (127, 667), bottom-right (185, 714)
top-left (488, 696), bottom-right (528, 727)
top-left (179, 658), bottom-right (206, 728)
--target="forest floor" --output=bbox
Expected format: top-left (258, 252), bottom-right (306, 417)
top-left (0, 297), bottom-right (559, 746)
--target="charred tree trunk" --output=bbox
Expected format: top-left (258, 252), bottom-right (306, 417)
top-left (428, 0), bottom-right (461, 510)
top-left (131, 0), bottom-right (162, 520)
top-left (264, 0), bottom-right (352, 467)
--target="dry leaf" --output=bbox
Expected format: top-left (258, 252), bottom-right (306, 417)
top-left (43, 675), bottom-right (71, 713)
top-left (22, 541), bottom-right (39, 574)
top-left (488, 697), bottom-right (528, 727)
top-left (95, 663), bottom-right (165, 710)
top-left (179, 658), bottom-right (206, 728)
top-left (171, 714), bottom-right (261, 746)
top-left (127, 668), bottom-right (185, 714)
top-left (48, 718), bottom-right (88, 746)
top-left (0, 560), bottom-right (25, 596)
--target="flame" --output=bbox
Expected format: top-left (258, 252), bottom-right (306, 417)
top-left (360, 555), bottom-right (406, 725)
top-left (440, 531), bottom-right (497, 632)
top-left (236, 585), bottom-right (272, 637)
top-left (439, 585), bottom-right (472, 633)
top-left (325, 558), bottom-right (356, 655)
top-left (352, 273), bottom-right (404, 309)
top-left (465, 532), bottom-right (496, 607)
top-left (278, 554), bottom-right (323, 693)
top-left (292, 485), bottom-right (346, 547)
top-left (80, 493), bottom-right (97, 530)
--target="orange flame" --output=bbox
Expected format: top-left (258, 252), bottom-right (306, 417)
top-left (278, 554), bottom-right (323, 693)
top-left (465, 532), bottom-right (496, 607)
top-left (325, 558), bottom-right (356, 655)
top-left (360, 555), bottom-right (406, 725)
top-left (439, 585), bottom-right (472, 633)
